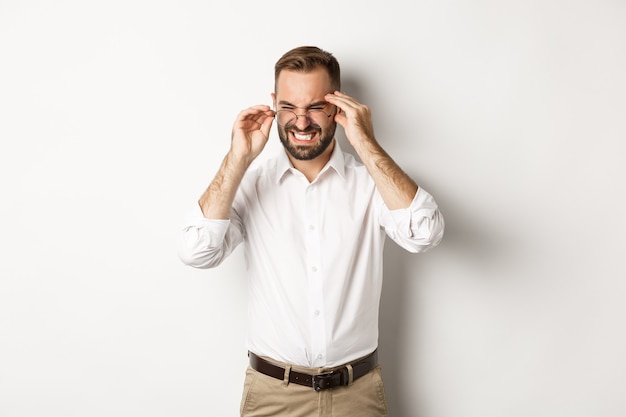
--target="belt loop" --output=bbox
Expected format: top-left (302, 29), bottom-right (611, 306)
top-left (283, 364), bottom-right (291, 387)
top-left (345, 363), bottom-right (354, 385)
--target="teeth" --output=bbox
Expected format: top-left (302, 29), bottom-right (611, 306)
top-left (294, 132), bottom-right (313, 141)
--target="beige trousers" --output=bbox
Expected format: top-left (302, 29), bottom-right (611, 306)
top-left (240, 358), bottom-right (389, 417)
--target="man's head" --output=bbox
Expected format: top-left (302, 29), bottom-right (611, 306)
top-left (272, 46), bottom-right (341, 161)
top-left (274, 46), bottom-right (341, 93)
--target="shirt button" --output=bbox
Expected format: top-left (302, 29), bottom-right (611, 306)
top-left (317, 354), bottom-right (323, 360)
top-left (308, 225), bottom-right (315, 231)
top-left (314, 310), bottom-right (320, 317)
top-left (311, 266), bottom-right (317, 272)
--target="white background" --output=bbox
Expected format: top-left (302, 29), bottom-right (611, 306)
top-left (1, 1), bottom-right (625, 416)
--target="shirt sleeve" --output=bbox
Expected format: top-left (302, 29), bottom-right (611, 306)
top-left (378, 187), bottom-right (445, 253)
top-left (177, 202), bottom-right (245, 269)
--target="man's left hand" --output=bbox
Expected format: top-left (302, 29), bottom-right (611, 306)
top-left (325, 91), bottom-right (376, 147)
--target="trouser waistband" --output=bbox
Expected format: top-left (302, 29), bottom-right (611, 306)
top-left (248, 350), bottom-right (378, 391)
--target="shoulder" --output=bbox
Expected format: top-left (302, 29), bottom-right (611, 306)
top-left (241, 154), bottom-right (281, 187)
top-left (341, 150), bottom-right (370, 178)
top-left (335, 150), bottom-right (377, 197)
top-left (341, 150), bottom-right (363, 168)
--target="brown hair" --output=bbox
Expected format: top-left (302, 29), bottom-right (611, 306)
top-left (274, 46), bottom-right (341, 93)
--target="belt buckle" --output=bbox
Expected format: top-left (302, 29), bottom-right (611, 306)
top-left (312, 371), bottom-right (334, 391)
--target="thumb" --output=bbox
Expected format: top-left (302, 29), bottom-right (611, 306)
top-left (334, 112), bottom-right (348, 129)
top-left (260, 114), bottom-right (275, 139)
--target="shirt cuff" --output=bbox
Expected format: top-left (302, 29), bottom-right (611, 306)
top-left (386, 187), bottom-right (439, 238)
top-left (181, 202), bottom-right (231, 245)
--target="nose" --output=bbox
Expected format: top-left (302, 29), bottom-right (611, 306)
top-left (293, 112), bottom-right (312, 130)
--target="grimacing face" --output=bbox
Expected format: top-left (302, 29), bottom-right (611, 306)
top-left (273, 68), bottom-right (337, 161)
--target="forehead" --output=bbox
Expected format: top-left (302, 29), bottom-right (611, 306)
top-left (275, 68), bottom-right (333, 104)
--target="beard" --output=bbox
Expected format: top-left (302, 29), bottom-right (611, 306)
top-left (278, 121), bottom-right (336, 161)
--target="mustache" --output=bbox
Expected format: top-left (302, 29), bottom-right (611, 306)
top-left (286, 124), bottom-right (322, 133)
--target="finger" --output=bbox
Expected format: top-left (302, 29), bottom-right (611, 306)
top-left (236, 111), bottom-right (274, 134)
top-left (333, 112), bottom-right (348, 128)
top-left (259, 112), bottom-right (275, 137)
top-left (331, 91), bottom-right (352, 99)
top-left (324, 94), bottom-right (349, 114)
top-left (327, 91), bottom-right (359, 104)
top-left (237, 105), bottom-right (272, 121)
top-left (248, 104), bottom-right (272, 112)
top-left (325, 92), bottom-right (360, 113)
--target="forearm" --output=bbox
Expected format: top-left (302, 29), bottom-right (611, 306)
top-left (352, 139), bottom-right (418, 210)
top-left (324, 92), bottom-right (419, 209)
top-left (198, 105), bottom-right (273, 219)
top-left (199, 151), bottom-right (250, 219)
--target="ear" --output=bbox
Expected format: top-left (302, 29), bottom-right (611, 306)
top-left (271, 93), bottom-right (276, 109)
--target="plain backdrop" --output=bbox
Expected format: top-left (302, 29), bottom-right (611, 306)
top-left (1, 1), bottom-right (625, 416)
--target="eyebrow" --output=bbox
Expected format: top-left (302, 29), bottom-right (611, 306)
top-left (278, 100), bottom-right (328, 108)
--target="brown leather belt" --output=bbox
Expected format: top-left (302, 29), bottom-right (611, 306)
top-left (249, 350), bottom-right (378, 391)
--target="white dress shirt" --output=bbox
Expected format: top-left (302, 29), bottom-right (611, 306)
top-left (178, 142), bottom-right (444, 367)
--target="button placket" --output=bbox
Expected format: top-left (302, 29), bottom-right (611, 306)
top-left (304, 184), bottom-right (326, 367)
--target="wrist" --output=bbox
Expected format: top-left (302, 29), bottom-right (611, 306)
top-left (351, 135), bottom-right (380, 155)
top-left (226, 149), bottom-right (254, 171)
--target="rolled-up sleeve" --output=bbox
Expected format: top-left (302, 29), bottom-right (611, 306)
top-left (177, 203), bottom-right (244, 269)
top-left (379, 187), bottom-right (445, 253)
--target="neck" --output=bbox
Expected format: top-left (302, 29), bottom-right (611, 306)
top-left (288, 140), bottom-right (335, 182)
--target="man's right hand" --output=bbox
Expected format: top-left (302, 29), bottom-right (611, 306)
top-left (230, 105), bottom-right (275, 165)
top-left (198, 105), bottom-right (275, 219)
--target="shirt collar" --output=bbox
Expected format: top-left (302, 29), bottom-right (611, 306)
top-left (274, 140), bottom-right (347, 184)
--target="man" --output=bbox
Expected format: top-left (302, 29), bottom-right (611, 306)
top-left (178, 46), bottom-right (444, 417)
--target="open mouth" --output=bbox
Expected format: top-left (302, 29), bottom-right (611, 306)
top-left (293, 132), bottom-right (315, 141)
top-left (289, 128), bottom-right (319, 143)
